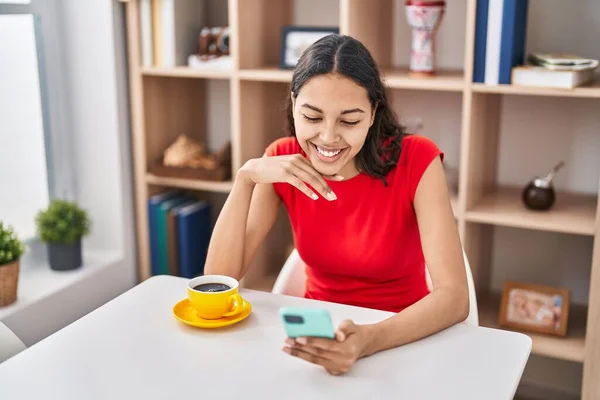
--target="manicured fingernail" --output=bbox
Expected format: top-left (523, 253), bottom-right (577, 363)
top-left (335, 175), bottom-right (344, 181)
top-left (296, 337), bottom-right (307, 345)
top-left (311, 193), bottom-right (318, 200)
top-left (285, 338), bottom-right (295, 346)
top-left (282, 347), bottom-right (291, 354)
top-left (327, 192), bottom-right (337, 201)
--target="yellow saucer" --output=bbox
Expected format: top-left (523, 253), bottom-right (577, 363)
top-left (172, 298), bottom-right (252, 329)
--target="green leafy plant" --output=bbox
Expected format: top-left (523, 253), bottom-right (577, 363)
top-left (0, 222), bottom-right (25, 266)
top-left (35, 200), bottom-right (91, 244)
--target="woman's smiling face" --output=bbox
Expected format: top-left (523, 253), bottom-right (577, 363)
top-left (291, 73), bottom-right (375, 178)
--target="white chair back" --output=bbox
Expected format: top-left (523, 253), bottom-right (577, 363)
top-left (0, 321), bottom-right (26, 363)
top-left (272, 248), bottom-right (479, 326)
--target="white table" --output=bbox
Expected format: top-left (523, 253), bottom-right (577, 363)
top-left (0, 275), bottom-right (531, 400)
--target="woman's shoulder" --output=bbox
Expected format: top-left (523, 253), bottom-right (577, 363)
top-left (265, 137), bottom-right (302, 157)
top-left (399, 134), bottom-right (444, 165)
top-left (397, 134), bottom-right (444, 201)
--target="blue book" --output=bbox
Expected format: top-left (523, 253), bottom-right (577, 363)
top-left (498, 0), bottom-right (529, 84)
top-left (158, 194), bottom-right (194, 275)
top-left (473, 0), bottom-right (490, 82)
top-left (147, 190), bottom-right (181, 276)
top-left (177, 200), bottom-right (212, 279)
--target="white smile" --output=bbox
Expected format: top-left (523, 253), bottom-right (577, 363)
top-left (316, 146), bottom-right (343, 157)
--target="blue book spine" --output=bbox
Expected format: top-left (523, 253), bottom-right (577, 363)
top-left (498, 0), bottom-right (529, 84)
top-left (147, 191), bottom-right (180, 276)
top-left (177, 201), bottom-right (212, 279)
top-left (473, 0), bottom-right (490, 82)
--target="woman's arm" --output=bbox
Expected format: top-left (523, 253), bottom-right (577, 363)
top-left (203, 167), bottom-right (280, 280)
top-left (360, 156), bottom-right (469, 356)
top-left (205, 154), bottom-right (335, 280)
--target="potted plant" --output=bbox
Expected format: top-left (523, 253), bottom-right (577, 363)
top-left (0, 222), bottom-right (25, 307)
top-left (35, 200), bottom-right (91, 271)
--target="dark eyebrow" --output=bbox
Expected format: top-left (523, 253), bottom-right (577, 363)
top-left (341, 108), bottom-right (365, 115)
top-left (300, 103), bottom-right (365, 115)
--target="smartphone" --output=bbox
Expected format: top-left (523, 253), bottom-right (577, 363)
top-left (279, 307), bottom-right (335, 339)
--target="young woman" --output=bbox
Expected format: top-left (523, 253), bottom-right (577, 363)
top-left (205, 34), bottom-right (468, 375)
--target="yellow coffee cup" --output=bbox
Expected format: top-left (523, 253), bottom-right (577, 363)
top-left (187, 275), bottom-right (244, 320)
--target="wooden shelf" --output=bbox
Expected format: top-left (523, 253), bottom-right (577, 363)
top-left (124, 2), bottom-right (600, 396)
top-left (146, 174), bottom-right (233, 193)
top-left (471, 79), bottom-right (600, 98)
top-left (382, 68), bottom-right (465, 91)
top-left (465, 187), bottom-right (597, 236)
top-left (479, 292), bottom-right (587, 363)
top-left (141, 66), bottom-right (232, 79)
top-left (238, 68), bottom-right (293, 82)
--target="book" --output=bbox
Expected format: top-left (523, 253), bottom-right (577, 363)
top-left (160, 0), bottom-right (205, 67)
top-left (151, 0), bottom-right (162, 66)
top-left (484, 0), bottom-right (503, 84)
top-left (511, 66), bottom-right (597, 89)
top-left (147, 190), bottom-right (181, 276)
top-left (528, 53), bottom-right (599, 71)
top-left (139, 0), bottom-right (153, 67)
top-left (473, 0), bottom-right (490, 83)
top-left (484, 0), bottom-right (529, 84)
top-left (497, 0), bottom-right (529, 84)
top-left (166, 199), bottom-right (197, 276)
top-left (157, 194), bottom-right (194, 275)
top-left (177, 200), bottom-right (212, 279)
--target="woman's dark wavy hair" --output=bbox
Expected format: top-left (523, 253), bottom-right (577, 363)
top-left (286, 34), bottom-right (406, 186)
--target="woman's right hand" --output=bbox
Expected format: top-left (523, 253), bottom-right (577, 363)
top-left (239, 154), bottom-right (341, 201)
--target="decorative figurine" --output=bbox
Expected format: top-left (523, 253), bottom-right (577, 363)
top-left (404, 1), bottom-right (446, 77)
top-left (522, 161), bottom-right (565, 211)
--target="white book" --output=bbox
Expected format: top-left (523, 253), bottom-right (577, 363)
top-left (161, 0), bottom-right (205, 68)
top-left (484, 0), bottom-right (503, 85)
top-left (511, 66), bottom-right (597, 89)
top-left (140, 0), bottom-right (153, 67)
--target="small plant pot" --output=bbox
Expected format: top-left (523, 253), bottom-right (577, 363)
top-left (0, 260), bottom-right (19, 307)
top-left (48, 240), bottom-right (82, 271)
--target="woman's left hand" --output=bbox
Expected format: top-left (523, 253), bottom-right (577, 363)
top-left (282, 319), bottom-right (369, 375)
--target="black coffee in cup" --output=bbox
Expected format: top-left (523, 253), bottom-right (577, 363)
top-left (193, 283), bottom-right (232, 293)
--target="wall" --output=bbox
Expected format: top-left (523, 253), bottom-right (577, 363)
top-left (2, 0), bottom-right (137, 346)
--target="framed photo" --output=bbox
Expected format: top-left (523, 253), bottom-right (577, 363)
top-left (279, 26), bottom-right (339, 69)
top-left (499, 281), bottom-right (570, 337)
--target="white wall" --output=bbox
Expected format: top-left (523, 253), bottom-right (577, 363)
top-left (2, 0), bottom-right (137, 346)
top-left (0, 15), bottom-right (50, 240)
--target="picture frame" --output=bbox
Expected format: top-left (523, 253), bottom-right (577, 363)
top-left (279, 26), bottom-right (339, 69)
top-left (499, 281), bottom-right (570, 337)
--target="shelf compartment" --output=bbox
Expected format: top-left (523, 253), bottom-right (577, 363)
top-left (382, 68), bottom-right (465, 91)
top-left (238, 67), bottom-right (293, 82)
top-left (237, 0), bottom-right (339, 70)
top-left (465, 187), bottom-right (597, 236)
top-left (471, 80), bottom-right (600, 99)
top-left (478, 292), bottom-right (587, 363)
top-left (141, 67), bottom-right (232, 80)
top-left (146, 174), bottom-right (233, 193)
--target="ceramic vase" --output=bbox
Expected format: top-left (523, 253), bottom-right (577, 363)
top-left (405, 1), bottom-right (446, 76)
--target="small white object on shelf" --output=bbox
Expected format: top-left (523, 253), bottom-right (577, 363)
top-left (187, 55), bottom-right (233, 71)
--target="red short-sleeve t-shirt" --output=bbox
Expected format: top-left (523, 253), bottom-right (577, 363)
top-left (265, 134), bottom-right (443, 313)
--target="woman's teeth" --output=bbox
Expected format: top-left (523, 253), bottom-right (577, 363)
top-left (316, 146), bottom-right (342, 157)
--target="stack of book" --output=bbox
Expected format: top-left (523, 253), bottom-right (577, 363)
top-left (511, 54), bottom-right (599, 89)
top-left (148, 191), bottom-right (212, 278)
